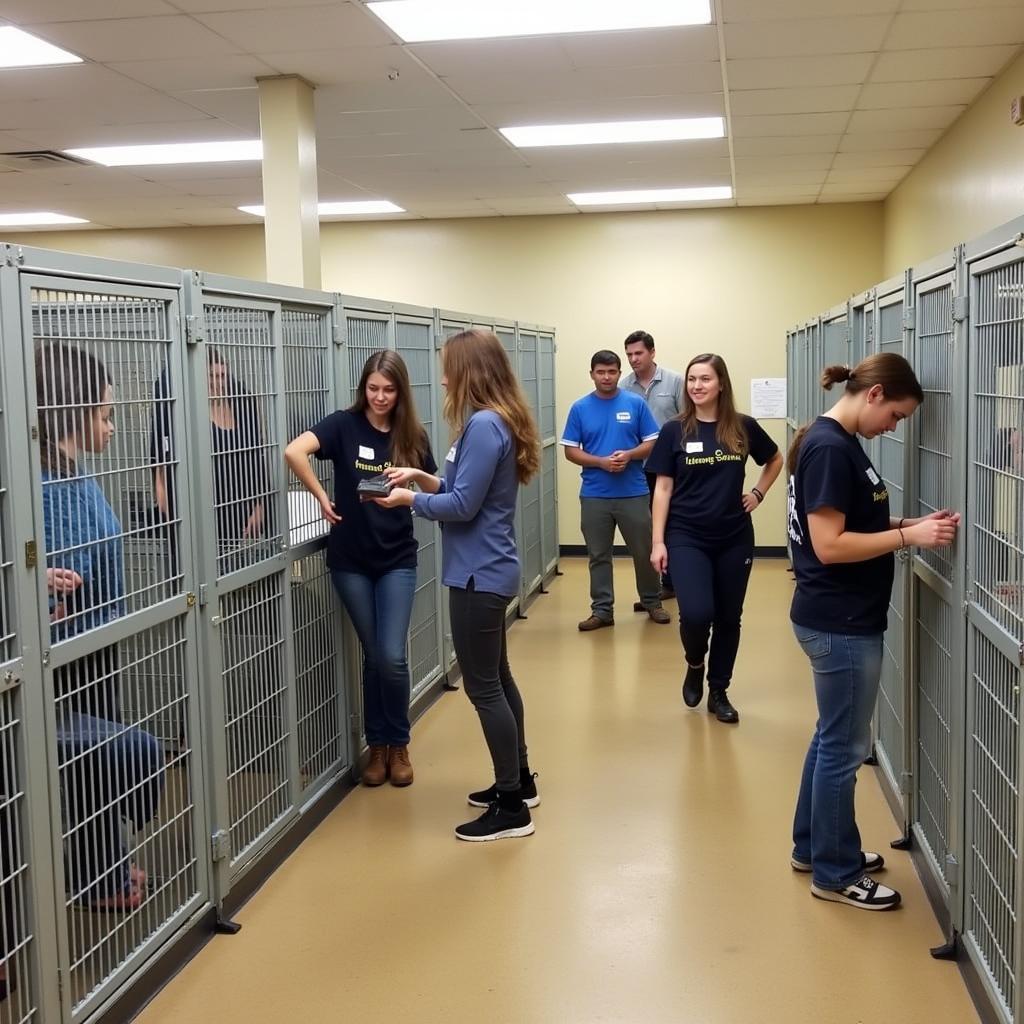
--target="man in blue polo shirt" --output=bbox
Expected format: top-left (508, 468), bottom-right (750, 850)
top-left (561, 350), bottom-right (670, 631)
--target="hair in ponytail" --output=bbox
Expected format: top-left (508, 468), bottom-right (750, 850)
top-left (786, 352), bottom-right (923, 472)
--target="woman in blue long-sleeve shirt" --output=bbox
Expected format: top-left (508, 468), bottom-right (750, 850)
top-left (378, 329), bottom-right (542, 841)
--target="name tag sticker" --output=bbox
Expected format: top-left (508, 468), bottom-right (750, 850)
top-left (616, 411), bottom-right (631, 422)
top-left (866, 467), bottom-right (880, 485)
top-left (686, 442), bottom-right (704, 453)
top-left (358, 445), bottom-right (375, 460)
top-left (445, 444), bottom-right (458, 462)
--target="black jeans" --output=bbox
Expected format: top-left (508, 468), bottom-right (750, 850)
top-left (449, 584), bottom-right (528, 792)
top-left (668, 527), bottom-right (754, 690)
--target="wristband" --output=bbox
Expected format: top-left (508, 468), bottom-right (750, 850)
top-left (898, 517), bottom-right (905, 530)
top-left (751, 487), bottom-right (764, 503)
top-left (897, 527), bottom-right (906, 550)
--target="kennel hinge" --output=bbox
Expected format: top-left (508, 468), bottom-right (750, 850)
top-left (211, 829), bottom-right (231, 863)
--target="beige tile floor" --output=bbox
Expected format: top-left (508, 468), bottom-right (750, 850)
top-left (137, 559), bottom-right (980, 1024)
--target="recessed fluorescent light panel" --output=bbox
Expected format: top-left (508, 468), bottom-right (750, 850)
top-left (501, 117), bottom-right (724, 148)
top-left (567, 187), bottom-right (733, 206)
top-left (367, 0), bottom-right (711, 42)
top-left (239, 201), bottom-right (405, 217)
top-left (65, 140), bottom-right (263, 167)
top-left (0, 26), bottom-right (83, 68)
top-left (0, 212), bottom-right (89, 226)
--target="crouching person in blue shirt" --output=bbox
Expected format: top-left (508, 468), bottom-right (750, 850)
top-left (376, 330), bottom-right (542, 842)
top-left (561, 350), bottom-right (668, 631)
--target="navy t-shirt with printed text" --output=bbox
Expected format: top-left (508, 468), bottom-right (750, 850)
top-left (311, 410), bottom-right (436, 576)
top-left (788, 416), bottom-right (894, 635)
top-left (646, 415), bottom-right (778, 545)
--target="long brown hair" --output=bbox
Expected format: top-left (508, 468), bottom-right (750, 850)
top-left (786, 353), bottom-right (924, 472)
top-left (349, 350), bottom-right (431, 469)
top-left (441, 330), bottom-right (541, 484)
top-left (678, 352), bottom-right (746, 455)
top-left (36, 344), bottom-right (111, 476)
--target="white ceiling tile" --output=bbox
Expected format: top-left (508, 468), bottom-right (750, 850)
top-left (558, 26), bottom-right (722, 67)
top-left (727, 54), bottom-right (874, 89)
top-left (729, 85), bottom-right (860, 116)
top-left (735, 184), bottom-right (826, 197)
top-left (818, 194), bottom-right (887, 203)
top-left (826, 167), bottom-right (910, 185)
top-left (838, 129), bottom-right (943, 151)
top-left (482, 197), bottom-right (577, 215)
top-left (27, 16), bottom-right (243, 62)
top-left (734, 170), bottom-right (828, 187)
top-left (858, 78), bottom-right (992, 109)
top-left (870, 45), bottom-right (1019, 82)
top-left (886, 10), bottom-right (1024, 49)
top-left (171, 0), bottom-right (344, 10)
top-left (316, 106), bottom-right (482, 139)
top-left (108, 55), bottom-right (280, 92)
top-left (832, 150), bottom-right (926, 168)
top-left (407, 38), bottom-right (573, 79)
top-left (125, 160), bottom-right (263, 181)
top-left (724, 15), bottom-right (891, 59)
top-left (734, 153), bottom-right (835, 172)
top-left (820, 182), bottom-right (894, 195)
top-left (441, 65), bottom-right (722, 107)
top-left (0, 168), bottom-right (185, 200)
top-left (9, 118), bottom-right (247, 149)
top-left (731, 135), bottom-right (842, 155)
top-left (519, 140), bottom-right (730, 169)
top-left (737, 195), bottom-right (820, 206)
top-left (846, 106), bottom-right (965, 133)
top-left (195, 5), bottom-right (392, 52)
top-left (295, 74), bottom-right (456, 111)
top-left (400, 201), bottom-right (496, 218)
top-left (0, 0), bottom-right (176, 22)
top-left (256, 44), bottom-right (429, 89)
top-left (731, 112), bottom-right (852, 137)
top-left (901, 0), bottom-right (1024, 9)
top-left (472, 92), bottom-right (725, 128)
top-left (160, 177), bottom-right (267, 199)
top-left (0, 63), bottom-right (154, 103)
top-left (0, 93), bottom-right (217, 132)
top-left (166, 89), bottom-right (260, 131)
top-left (725, 0), bottom-right (898, 19)
top-left (317, 129), bottom-right (511, 160)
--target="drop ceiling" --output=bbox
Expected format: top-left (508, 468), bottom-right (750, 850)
top-left (0, 0), bottom-right (1022, 228)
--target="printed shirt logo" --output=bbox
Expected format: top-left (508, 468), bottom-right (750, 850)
top-left (616, 411), bottom-right (631, 422)
top-left (873, 488), bottom-right (889, 503)
top-left (684, 448), bottom-right (744, 467)
top-left (787, 475), bottom-right (805, 546)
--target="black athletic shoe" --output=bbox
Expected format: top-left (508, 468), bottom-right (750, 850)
top-left (468, 772), bottom-right (540, 809)
top-left (708, 687), bottom-right (739, 723)
top-left (455, 801), bottom-right (535, 842)
top-left (811, 874), bottom-right (901, 911)
top-left (682, 664), bottom-right (705, 708)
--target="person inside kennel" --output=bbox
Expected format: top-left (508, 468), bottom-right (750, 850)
top-left (38, 343), bottom-right (165, 912)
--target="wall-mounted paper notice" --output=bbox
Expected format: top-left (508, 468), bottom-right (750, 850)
top-left (750, 378), bottom-right (787, 419)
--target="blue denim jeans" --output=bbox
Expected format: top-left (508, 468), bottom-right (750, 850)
top-left (331, 567), bottom-right (417, 746)
top-left (791, 626), bottom-right (883, 890)
top-left (57, 712), bottom-right (165, 903)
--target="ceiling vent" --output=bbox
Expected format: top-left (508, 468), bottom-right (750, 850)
top-left (0, 150), bottom-right (91, 171)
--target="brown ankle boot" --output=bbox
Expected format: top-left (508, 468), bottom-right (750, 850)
top-left (388, 745), bottom-right (414, 787)
top-left (363, 745), bottom-right (389, 786)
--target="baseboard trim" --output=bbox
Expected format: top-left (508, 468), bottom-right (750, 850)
top-left (559, 545), bottom-right (787, 559)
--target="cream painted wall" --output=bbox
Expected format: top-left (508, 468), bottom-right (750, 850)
top-left (885, 46), bottom-right (1024, 276)
top-left (5, 202), bottom-right (884, 547)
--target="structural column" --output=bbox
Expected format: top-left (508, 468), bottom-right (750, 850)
top-left (257, 75), bottom-right (321, 289)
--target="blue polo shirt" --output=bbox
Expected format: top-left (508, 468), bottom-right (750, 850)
top-left (560, 390), bottom-right (660, 498)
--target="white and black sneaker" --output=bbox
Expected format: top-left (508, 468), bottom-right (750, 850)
top-left (455, 801), bottom-right (535, 842)
top-left (811, 875), bottom-right (901, 911)
top-left (468, 772), bottom-right (540, 809)
top-left (792, 851), bottom-right (885, 873)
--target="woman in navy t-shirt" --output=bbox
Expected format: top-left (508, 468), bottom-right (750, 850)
top-left (788, 354), bottom-right (959, 911)
top-left (647, 353), bottom-right (783, 723)
top-left (285, 351), bottom-right (435, 788)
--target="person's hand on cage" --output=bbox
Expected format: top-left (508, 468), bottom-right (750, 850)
top-left (243, 503), bottom-right (265, 538)
top-left (47, 566), bottom-right (83, 622)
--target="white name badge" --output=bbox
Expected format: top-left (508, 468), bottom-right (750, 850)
top-left (358, 445), bottom-right (375, 460)
top-left (866, 467), bottom-right (880, 485)
top-left (445, 444), bottom-right (458, 462)
top-left (616, 411), bottom-right (631, 422)
top-left (686, 441), bottom-right (704, 453)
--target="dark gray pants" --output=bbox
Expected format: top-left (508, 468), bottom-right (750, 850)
top-left (580, 495), bottom-right (661, 620)
top-left (449, 585), bottom-right (528, 792)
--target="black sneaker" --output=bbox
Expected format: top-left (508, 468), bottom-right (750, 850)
top-left (792, 851), bottom-right (885, 873)
top-left (708, 687), bottom-right (739, 723)
top-left (455, 802), bottom-right (535, 842)
top-left (468, 772), bottom-right (540, 809)
top-left (811, 875), bottom-right (901, 911)
top-left (682, 664), bottom-right (705, 708)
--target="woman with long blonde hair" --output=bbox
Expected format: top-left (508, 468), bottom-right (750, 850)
top-left (285, 350), bottom-right (436, 787)
top-left (378, 329), bottom-right (542, 841)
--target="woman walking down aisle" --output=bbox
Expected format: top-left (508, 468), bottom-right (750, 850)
top-left (376, 330), bottom-right (541, 842)
top-left (647, 353), bottom-right (783, 723)
top-left (788, 355), bottom-right (959, 911)
top-left (285, 352), bottom-right (436, 787)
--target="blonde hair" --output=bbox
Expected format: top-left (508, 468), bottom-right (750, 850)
top-left (442, 330), bottom-right (541, 484)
